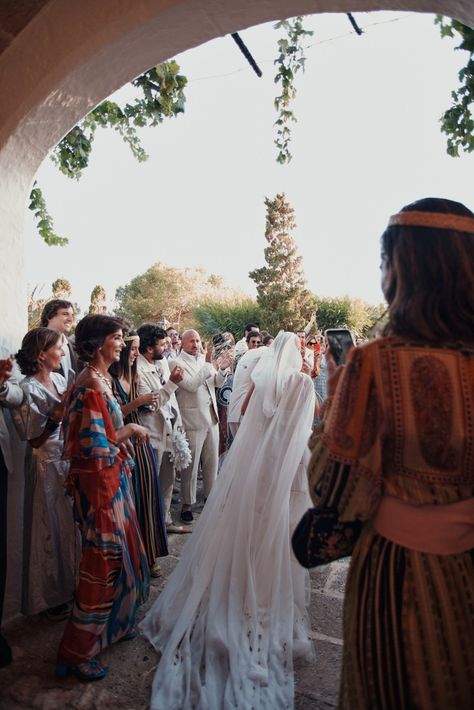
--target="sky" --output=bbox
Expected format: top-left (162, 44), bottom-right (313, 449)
top-left (24, 11), bottom-right (474, 316)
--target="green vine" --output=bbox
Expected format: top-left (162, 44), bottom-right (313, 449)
top-left (436, 16), bottom-right (474, 157)
top-left (273, 17), bottom-right (313, 164)
top-left (31, 61), bottom-right (187, 243)
top-left (29, 183), bottom-right (68, 246)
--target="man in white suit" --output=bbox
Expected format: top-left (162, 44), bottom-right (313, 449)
top-left (136, 324), bottom-right (188, 534)
top-left (174, 330), bottom-right (231, 522)
top-left (0, 356), bottom-right (24, 666)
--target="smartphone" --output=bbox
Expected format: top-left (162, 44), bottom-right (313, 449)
top-left (324, 328), bottom-right (356, 366)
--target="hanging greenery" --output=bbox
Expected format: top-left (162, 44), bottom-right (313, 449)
top-left (31, 61), bottom-right (187, 242)
top-left (273, 16), bottom-right (313, 164)
top-left (436, 16), bottom-right (474, 157)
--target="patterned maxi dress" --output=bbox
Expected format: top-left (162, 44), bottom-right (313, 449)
top-left (58, 386), bottom-right (149, 665)
top-left (113, 377), bottom-right (168, 565)
top-left (308, 336), bottom-right (474, 710)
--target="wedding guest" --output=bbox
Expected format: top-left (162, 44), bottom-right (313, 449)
top-left (56, 314), bottom-right (149, 682)
top-left (0, 356), bottom-right (24, 666)
top-left (174, 329), bottom-right (231, 522)
top-left (294, 197), bottom-right (474, 709)
top-left (246, 331), bottom-right (262, 350)
top-left (40, 299), bottom-right (79, 382)
top-left (136, 324), bottom-right (189, 534)
top-left (110, 331), bottom-right (169, 577)
top-left (296, 330), bottom-right (315, 372)
top-left (234, 322), bottom-right (259, 358)
top-left (15, 328), bottom-right (78, 620)
top-left (227, 345), bottom-right (269, 439)
top-left (166, 327), bottom-right (181, 359)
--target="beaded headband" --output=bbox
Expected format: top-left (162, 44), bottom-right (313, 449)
top-left (388, 211), bottom-right (474, 234)
top-left (123, 335), bottom-right (139, 342)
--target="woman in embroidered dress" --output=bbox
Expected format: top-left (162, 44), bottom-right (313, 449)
top-left (140, 331), bottom-right (315, 710)
top-left (15, 328), bottom-right (78, 620)
top-left (56, 315), bottom-right (150, 682)
top-left (110, 330), bottom-right (168, 578)
top-left (297, 197), bottom-right (474, 709)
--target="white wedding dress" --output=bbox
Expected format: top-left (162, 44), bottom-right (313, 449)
top-left (140, 333), bottom-right (316, 710)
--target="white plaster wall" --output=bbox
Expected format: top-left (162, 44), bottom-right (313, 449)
top-left (0, 0), bottom-right (472, 621)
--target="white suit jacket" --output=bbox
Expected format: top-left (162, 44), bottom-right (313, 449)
top-left (174, 351), bottom-right (227, 431)
top-left (136, 354), bottom-right (182, 454)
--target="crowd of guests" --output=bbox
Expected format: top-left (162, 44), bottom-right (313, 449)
top-left (0, 301), bottom-right (325, 680)
top-left (0, 196), bottom-right (472, 709)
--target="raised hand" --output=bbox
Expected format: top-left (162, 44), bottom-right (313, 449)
top-left (0, 355), bottom-right (15, 387)
top-left (169, 365), bottom-right (184, 384)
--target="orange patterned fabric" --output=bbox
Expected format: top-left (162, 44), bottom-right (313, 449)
top-left (308, 336), bottom-right (474, 710)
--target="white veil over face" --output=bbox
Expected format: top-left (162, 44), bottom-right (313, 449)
top-left (251, 331), bottom-right (303, 417)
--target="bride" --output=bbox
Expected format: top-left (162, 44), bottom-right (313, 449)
top-left (140, 331), bottom-right (316, 709)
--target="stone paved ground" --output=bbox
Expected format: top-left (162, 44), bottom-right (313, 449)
top-left (0, 492), bottom-right (347, 709)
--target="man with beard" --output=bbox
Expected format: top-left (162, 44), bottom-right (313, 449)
top-left (136, 324), bottom-right (189, 534)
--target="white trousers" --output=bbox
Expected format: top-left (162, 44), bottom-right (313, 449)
top-left (154, 448), bottom-right (175, 525)
top-left (180, 424), bottom-right (219, 505)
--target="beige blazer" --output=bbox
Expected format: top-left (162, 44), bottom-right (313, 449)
top-left (174, 351), bottom-right (227, 431)
top-left (136, 354), bottom-right (182, 455)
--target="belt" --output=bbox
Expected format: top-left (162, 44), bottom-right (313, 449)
top-left (372, 495), bottom-right (474, 555)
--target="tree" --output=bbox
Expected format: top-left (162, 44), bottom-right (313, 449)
top-left (249, 193), bottom-right (315, 334)
top-left (314, 296), bottom-right (385, 338)
top-left (192, 298), bottom-right (261, 341)
top-left (31, 61), bottom-right (187, 245)
top-left (89, 285), bottom-right (107, 314)
top-left (115, 262), bottom-right (241, 329)
top-left (52, 278), bottom-right (72, 299)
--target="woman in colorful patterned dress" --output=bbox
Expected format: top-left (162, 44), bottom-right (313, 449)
top-left (56, 315), bottom-right (150, 682)
top-left (297, 197), bottom-right (474, 709)
top-left (110, 331), bottom-right (168, 578)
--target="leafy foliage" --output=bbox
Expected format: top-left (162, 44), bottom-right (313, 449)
top-left (315, 296), bottom-right (386, 338)
top-left (436, 16), bottom-right (474, 156)
top-left (29, 184), bottom-right (68, 246)
top-left (51, 278), bottom-right (72, 298)
top-left (273, 17), bottom-right (313, 164)
top-left (31, 61), bottom-right (187, 243)
top-left (114, 263), bottom-right (241, 329)
top-left (89, 285), bottom-right (107, 314)
top-left (192, 298), bottom-right (262, 341)
top-left (249, 194), bottom-right (315, 334)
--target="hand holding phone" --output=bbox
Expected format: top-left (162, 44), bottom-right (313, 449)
top-left (324, 329), bottom-right (356, 367)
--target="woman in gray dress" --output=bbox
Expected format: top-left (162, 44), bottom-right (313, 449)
top-left (15, 328), bottom-right (78, 619)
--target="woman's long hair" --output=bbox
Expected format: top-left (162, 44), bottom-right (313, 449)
top-left (109, 330), bottom-right (139, 386)
top-left (381, 197), bottom-right (474, 344)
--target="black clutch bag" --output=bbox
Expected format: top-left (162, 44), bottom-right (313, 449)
top-left (291, 506), bottom-right (363, 569)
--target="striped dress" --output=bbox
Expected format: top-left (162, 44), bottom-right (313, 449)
top-left (308, 337), bottom-right (474, 710)
top-left (58, 387), bottom-right (149, 665)
top-left (113, 378), bottom-right (168, 565)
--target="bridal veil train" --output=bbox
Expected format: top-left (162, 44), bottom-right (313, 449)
top-left (140, 332), bottom-right (316, 709)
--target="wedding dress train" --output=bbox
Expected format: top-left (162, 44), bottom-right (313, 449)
top-left (140, 333), bottom-right (315, 709)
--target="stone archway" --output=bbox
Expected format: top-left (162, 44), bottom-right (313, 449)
top-left (0, 0), bottom-right (472, 621)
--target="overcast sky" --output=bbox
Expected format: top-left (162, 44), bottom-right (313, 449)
top-left (24, 11), bottom-right (474, 315)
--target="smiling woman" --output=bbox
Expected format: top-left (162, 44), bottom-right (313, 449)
top-left (14, 328), bottom-right (78, 620)
top-left (55, 314), bottom-right (151, 682)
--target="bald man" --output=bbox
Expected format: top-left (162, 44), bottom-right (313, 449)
top-left (174, 330), bottom-right (231, 522)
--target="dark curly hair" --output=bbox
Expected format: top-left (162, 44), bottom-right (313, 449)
top-left (136, 324), bottom-right (167, 354)
top-left (74, 314), bottom-right (126, 363)
top-left (381, 197), bottom-right (474, 344)
top-left (16, 328), bottom-right (62, 376)
top-left (40, 299), bottom-right (74, 327)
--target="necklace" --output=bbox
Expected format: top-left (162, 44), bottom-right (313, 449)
top-left (87, 364), bottom-right (114, 392)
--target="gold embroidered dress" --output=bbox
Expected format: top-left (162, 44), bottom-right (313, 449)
top-left (308, 336), bottom-right (474, 710)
